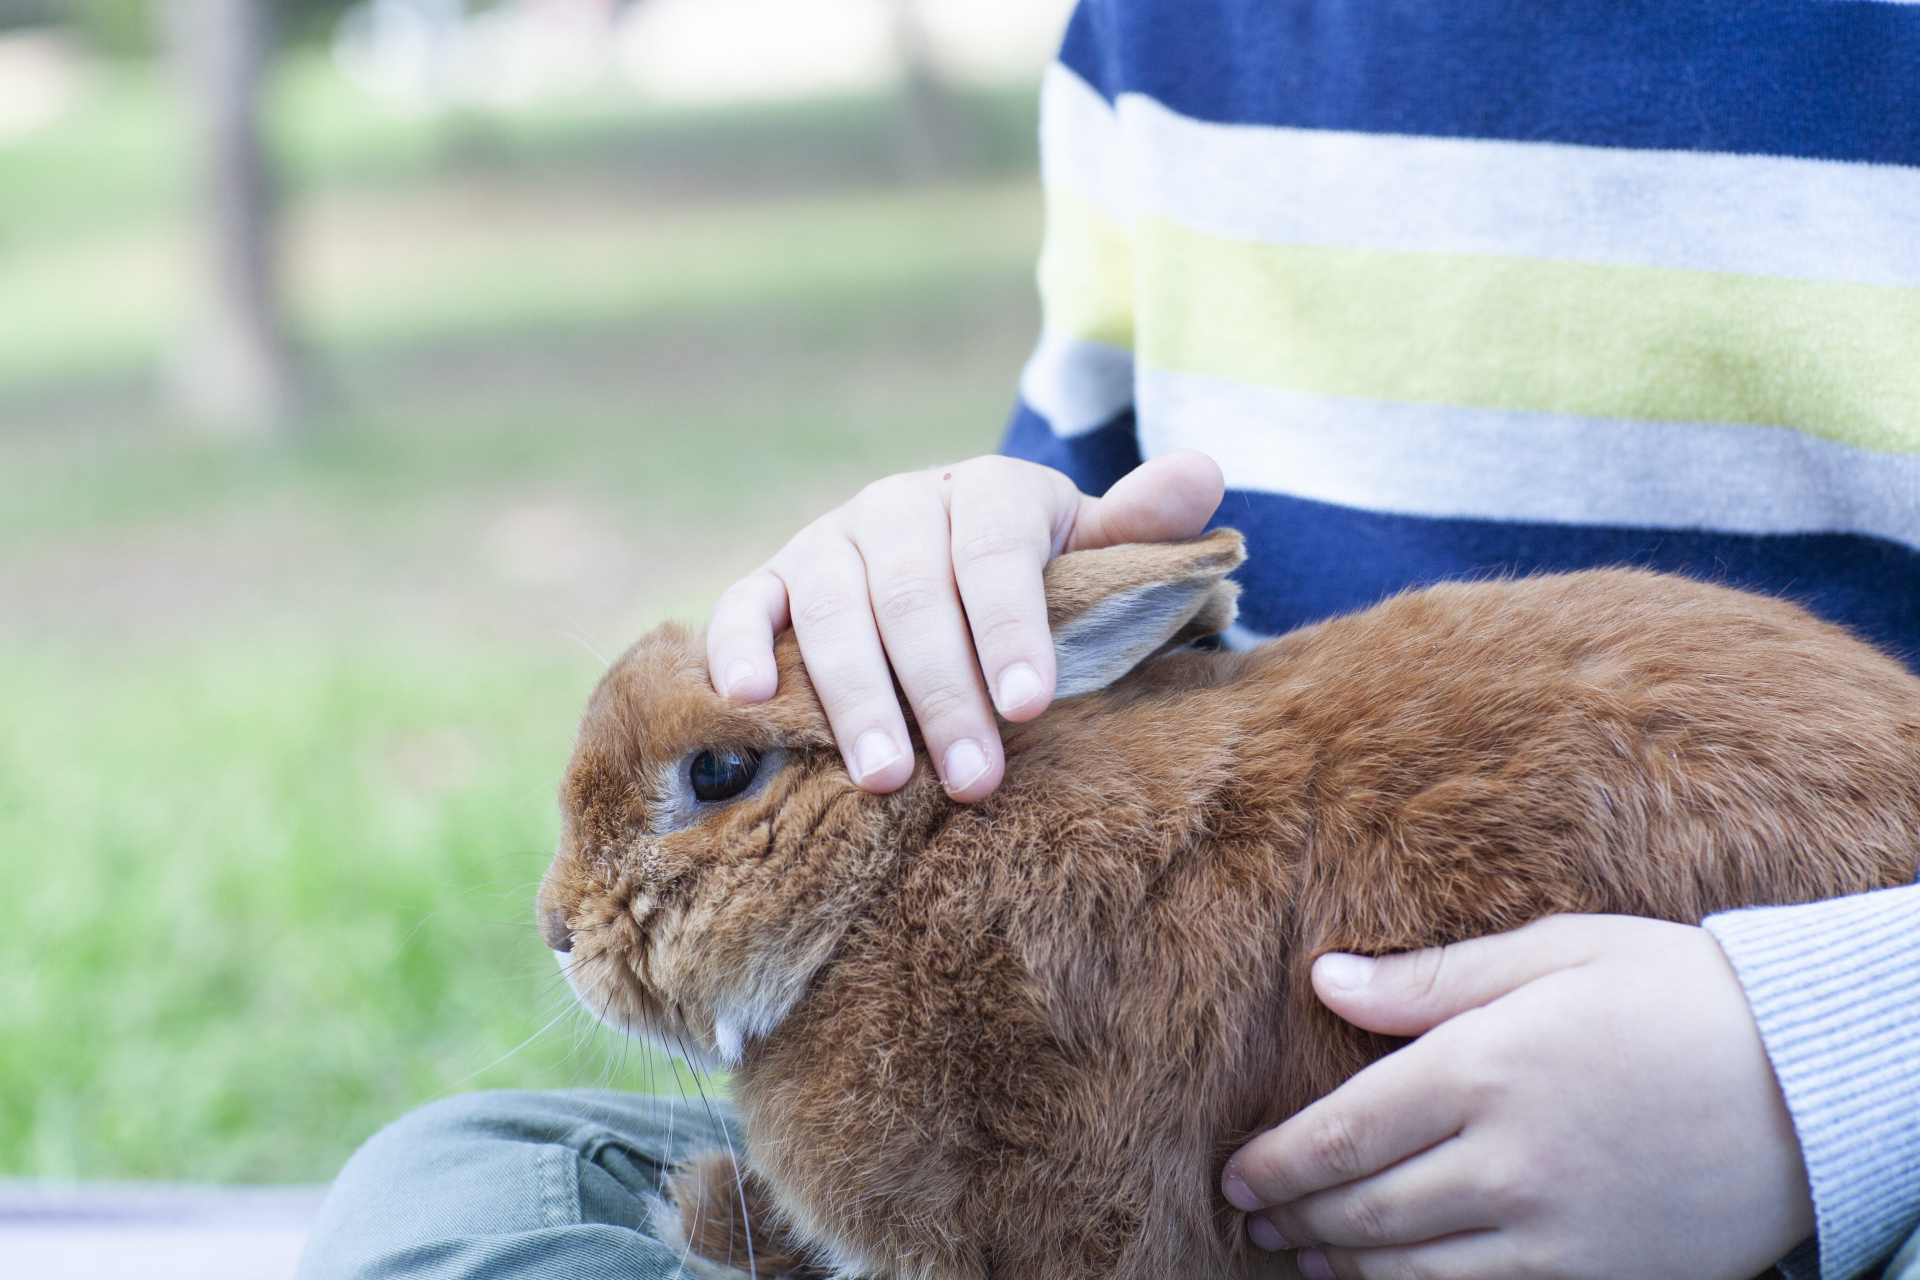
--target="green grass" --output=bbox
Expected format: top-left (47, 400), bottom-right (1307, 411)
top-left (0, 60), bottom-right (186, 245)
top-left (0, 640), bottom-right (646, 1183)
top-left (0, 49), bottom-right (1039, 1181)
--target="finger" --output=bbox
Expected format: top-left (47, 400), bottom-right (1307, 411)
top-left (946, 457), bottom-right (1070, 721)
top-left (855, 475), bottom-right (1006, 800)
top-left (770, 531), bottom-right (914, 793)
top-left (707, 569), bottom-right (790, 703)
top-left (1222, 1038), bottom-right (1473, 1209)
top-left (1256, 1135), bottom-right (1495, 1250)
top-left (1311, 916), bottom-right (1610, 1038)
top-left (1303, 1230), bottom-right (1507, 1280)
top-left (1065, 449), bottom-right (1224, 552)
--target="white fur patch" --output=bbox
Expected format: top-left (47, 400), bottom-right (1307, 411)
top-left (711, 1015), bottom-right (746, 1066)
top-left (707, 972), bottom-right (807, 1066)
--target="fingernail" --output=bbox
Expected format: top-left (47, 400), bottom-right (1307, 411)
top-left (942, 739), bottom-right (990, 792)
top-left (1315, 952), bottom-right (1375, 994)
top-left (1247, 1214), bottom-right (1291, 1251)
top-left (851, 731), bottom-right (903, 783)
top-left (994, 662), bottom-right (1044, 715)
top-left (1222, 1173), bottom-right (1260, 1212)
top-left (722, 659), bottom-right (757, 698)
top-left (1300, 1247), bottom-right (1335, 1280)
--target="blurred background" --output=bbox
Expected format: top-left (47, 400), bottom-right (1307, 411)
top-left (0, 0), bottom-right (1066, 1189)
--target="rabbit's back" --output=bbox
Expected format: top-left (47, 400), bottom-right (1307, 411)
top-left (1247, 568), bottom-right (1920, 942)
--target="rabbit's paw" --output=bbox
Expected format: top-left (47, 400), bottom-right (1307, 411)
top-left (660, 1149), bottom-right (832, 1279)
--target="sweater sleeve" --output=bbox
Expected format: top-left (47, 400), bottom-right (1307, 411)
top-left (998, 5), bottom-right (1143, 498)
top-left (1703, 883), bottom-right (1920, 1280)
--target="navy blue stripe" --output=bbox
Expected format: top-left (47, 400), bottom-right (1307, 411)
top-left (1000, 400), bottom-right (1144, 499)
top-left (1208, 490), bottom-right (1920, 671)
top-left (1058, 0), bottom-right (1920, 166)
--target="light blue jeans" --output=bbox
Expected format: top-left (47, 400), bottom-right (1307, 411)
top-left (298, 1089), bottom-right (1919, 1279)
top-left (297, 1090), bottom-right (741, 1280)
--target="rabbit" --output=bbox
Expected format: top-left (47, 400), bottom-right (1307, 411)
top-left (537, 529), bottom-right (1920, 1280)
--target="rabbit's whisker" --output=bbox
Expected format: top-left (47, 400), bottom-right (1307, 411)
top-left (551, 615), bottom-right (613, 670)
top-left (434, 1002), bottom-right (575, 1098)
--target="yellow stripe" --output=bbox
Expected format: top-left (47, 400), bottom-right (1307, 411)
top-left (1134, 217), bottom-right (1920, 453)
top-left (1037, 188), bottom-right (1135, 351)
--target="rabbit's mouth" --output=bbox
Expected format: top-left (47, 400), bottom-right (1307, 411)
top-left (557, 941), bottom-right (729, 1070)
top-left (555, 912), bottom-right (809, 1071)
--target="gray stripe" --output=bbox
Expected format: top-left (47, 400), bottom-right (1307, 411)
top-left (1139, 370), bottom-right (1920, 547)
top-left (1119, 88), bottom-right (1920, 289)
top-left (1043, 65), bottom-right (1920, 291)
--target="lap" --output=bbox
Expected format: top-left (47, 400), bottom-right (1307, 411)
top-left (301, 1090), bottom-right (1920, 1280)
top-left (297, 1090), bottom-right (741, 1280)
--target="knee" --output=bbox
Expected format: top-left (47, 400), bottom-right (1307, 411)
top-left (358, 1089), bottom-right (575, 1155)
top-left (299, 1091), bottom-right (743, 1280)
top-left (340, 1089), bottom-right (733, 1186)
top-left (299, 1091), bottom-right (608, 1280)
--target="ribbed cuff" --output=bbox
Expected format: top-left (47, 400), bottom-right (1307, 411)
top-left (1704, 884), bottom-right (1920, 1280)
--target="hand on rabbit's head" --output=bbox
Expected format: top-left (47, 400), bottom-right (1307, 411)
top-left (537, 530), bottom-right (1245, 1070)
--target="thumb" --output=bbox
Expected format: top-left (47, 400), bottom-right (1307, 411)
top-left (1066, 450), bottom-right (1224, 552)
top-left (1312, 916), bottom-right (1602, 1037)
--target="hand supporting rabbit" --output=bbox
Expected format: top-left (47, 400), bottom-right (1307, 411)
top-left (1228, 918), bottom-right (1816, 1280)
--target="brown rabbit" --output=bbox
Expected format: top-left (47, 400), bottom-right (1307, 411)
top-left (537, 530), bottom-right (1920, 1280)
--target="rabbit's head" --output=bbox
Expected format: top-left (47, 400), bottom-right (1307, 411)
top-left (538, 529), bottom-right (1246, 1069)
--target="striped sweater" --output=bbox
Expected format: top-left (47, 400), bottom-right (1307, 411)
top-left (998, 3), bottom-right (1920, 1276)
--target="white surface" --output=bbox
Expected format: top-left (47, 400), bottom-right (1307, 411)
top-left (0, 1223), bottom-right (310, 1280)
top-left (0, 1183), bottom-right (325, 1280)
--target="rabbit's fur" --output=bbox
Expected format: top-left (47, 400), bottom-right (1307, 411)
top-left (539, 530), bottom-right (1920, 1280)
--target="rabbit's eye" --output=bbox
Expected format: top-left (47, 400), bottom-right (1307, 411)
top-left (689, 747), bottom-right (761, 803)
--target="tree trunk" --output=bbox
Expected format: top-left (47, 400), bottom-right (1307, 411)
top-left (163, 0), bottom-right (303, 436)
top-left (881, 0), bottom-right (975, 178)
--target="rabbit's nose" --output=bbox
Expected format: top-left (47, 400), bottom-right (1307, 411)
top-left (541, 908), bottom-right (574, 954)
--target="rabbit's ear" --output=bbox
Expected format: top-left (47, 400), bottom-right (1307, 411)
top-left (1044, 528), bottom-right (1246, 698)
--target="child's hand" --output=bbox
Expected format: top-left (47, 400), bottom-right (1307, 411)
top-left (707, 451), bottom-right (1223, 800)
top-left (1221, 915), bottom-right (1815, 1280)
